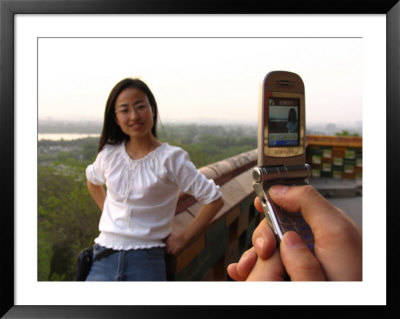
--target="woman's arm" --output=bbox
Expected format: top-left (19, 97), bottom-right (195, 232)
top-left (86, 180), bottom-right (106, 211)
top-left (165, 197), bottom-right (224, 256)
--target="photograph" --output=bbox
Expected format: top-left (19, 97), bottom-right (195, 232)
top-left (36, 35), bottom-right (364, 283)
top-left (2, 0), bottom-right (399, 317)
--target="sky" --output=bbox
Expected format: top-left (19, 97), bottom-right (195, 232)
top-left (38, 37), bottom-right (363, 125)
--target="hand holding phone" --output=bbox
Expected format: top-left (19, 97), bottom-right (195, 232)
top-left (252, 71), bottom-right (315, 252)
top-left (228, 73), bottom-right (361, 280)
top-left (228, 185), bottom-right (362, 281)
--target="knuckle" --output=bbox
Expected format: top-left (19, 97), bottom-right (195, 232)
top-left (300, 185), bottom-right (320, 201)
top-left (294, 254), bottom-right (321, 275)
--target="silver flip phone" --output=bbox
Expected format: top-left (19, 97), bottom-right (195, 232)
top-left (252, 71), bottom-right (314, 252)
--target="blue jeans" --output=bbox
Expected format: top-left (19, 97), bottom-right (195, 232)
top-left (86, 244), bottom-right (167, 281)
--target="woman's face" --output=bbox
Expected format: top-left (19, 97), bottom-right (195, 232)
top-left (114, 87), bottom-right (154, 139)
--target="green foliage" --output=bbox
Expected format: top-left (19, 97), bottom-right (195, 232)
top-left (38, 161), bottom-right (100, 281)
top-left (335, 130), bottom-right (360, 137)
top-left (158, 124), bottom-right (257, 167)
top-left (38, 227), bottom-right (53, 281)
top-left (38, 124), bottom-right (257, 281)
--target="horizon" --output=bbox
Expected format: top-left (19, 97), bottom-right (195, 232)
top-left (38, 117), bottom-right (362, 127)
top-left (38, 117), bottom-right (363, 139)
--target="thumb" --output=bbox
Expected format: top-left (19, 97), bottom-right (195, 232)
top-left (268, 184), bottom-right (340, 239)
top-left (280, 231), bottom-right (326, 281)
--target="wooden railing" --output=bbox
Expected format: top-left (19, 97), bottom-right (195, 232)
top-left (167, 149), bottom-right (259, 281)
top-left (167, 135), bottom-right (363, 280)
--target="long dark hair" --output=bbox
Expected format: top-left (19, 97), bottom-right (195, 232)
top-left (97, 78), bottom-right (159, 153)
top-left (288, 108), bottom-right (297, 123)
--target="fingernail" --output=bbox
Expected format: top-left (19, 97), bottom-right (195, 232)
top-left (284, 231), bottom-right (307, 249)
top-left (269, 185), bottom-right (289, 196)
top-left (255, 237), bottom-right (265, 252)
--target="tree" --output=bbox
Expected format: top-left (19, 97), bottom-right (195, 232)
top-left (38, 161), bottom-right (100, 281)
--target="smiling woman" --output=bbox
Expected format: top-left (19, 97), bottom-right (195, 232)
top-left (114, 87), bottom-right (158, 157)
top-left (97, 78), bottom-right (160, 153)
top-left (84, 78), bottom-right (224, 281)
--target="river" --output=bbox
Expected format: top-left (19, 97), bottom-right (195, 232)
top-left (38, 133), bottom-right (100, 141)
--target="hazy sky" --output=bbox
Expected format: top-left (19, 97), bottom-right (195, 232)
top-left (38, 37), bottom-right (362, 125)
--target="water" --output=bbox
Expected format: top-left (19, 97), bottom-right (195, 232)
top-left (38, 133), bottom-right (100, 141)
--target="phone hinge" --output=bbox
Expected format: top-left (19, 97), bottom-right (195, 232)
top-left (252, 164), bottom-right (311, 184)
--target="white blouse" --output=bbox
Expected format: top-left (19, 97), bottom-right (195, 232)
top-left (86, 142), bottom-right (221, 250)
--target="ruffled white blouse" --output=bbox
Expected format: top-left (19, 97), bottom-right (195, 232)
top-left (86, 142), bottom-right (221, 250)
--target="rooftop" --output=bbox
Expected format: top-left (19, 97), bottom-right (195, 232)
top-left (309, 177), bottom-right (362, 227)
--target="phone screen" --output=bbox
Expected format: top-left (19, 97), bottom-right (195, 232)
top-left (268, 97), bottom-right (300, 147)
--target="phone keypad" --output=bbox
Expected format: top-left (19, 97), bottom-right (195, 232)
top-left (270, 201), bottom-right (315, 252)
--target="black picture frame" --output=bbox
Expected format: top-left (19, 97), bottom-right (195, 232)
top-left (1, 0), bottom-right (399, 318)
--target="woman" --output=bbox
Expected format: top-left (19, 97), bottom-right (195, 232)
top-left (85, 78), bottom-right (224, 281)
top-left (286, 108), bottom-right (298, 133)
